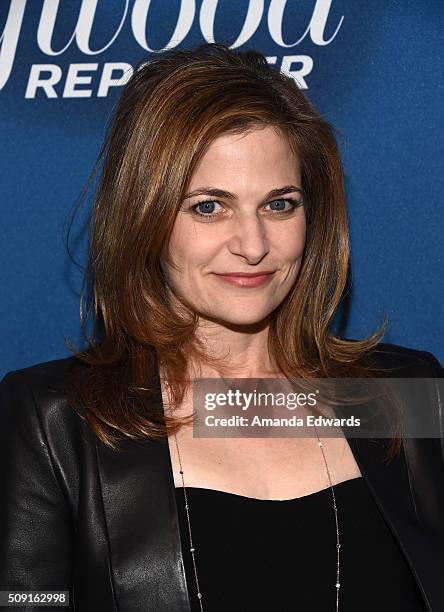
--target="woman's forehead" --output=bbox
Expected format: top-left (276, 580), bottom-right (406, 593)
top-left (187, 127), bottom-right (300, 191)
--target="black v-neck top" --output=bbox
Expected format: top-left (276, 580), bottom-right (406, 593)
top-left (175, 477), bottom-right (426, 611)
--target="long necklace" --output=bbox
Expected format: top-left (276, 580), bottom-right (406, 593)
top-left (172, 425), bottom-right (341, 612)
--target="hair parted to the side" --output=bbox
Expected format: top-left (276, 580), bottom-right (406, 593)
top-left (66, 43), bottom-right (396, 456)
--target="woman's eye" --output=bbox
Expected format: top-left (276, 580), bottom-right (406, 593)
top-left (265, 198), bottom-right (299, 214)
top-left (191, 200), bottom-right (223, 217)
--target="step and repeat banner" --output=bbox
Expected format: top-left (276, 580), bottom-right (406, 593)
top-left (0, 0), bottom-right (442, 375)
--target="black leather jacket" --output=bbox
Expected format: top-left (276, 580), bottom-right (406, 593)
top-left (0, 343), bottom-right (443, 611)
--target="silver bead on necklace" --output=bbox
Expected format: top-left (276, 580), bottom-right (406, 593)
top-left (163, 376), bottom-right (341, 611)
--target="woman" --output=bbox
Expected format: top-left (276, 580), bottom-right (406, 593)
top-left (0, 43), bottom-right (442, 612)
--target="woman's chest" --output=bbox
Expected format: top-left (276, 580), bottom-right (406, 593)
top-left (167, 425), bottom-right (362, 499)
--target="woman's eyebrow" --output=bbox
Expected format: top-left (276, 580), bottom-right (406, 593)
top-left (183, 185), bottom-right (304, 200)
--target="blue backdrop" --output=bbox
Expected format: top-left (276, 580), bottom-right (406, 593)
top-left (1, 0), bottom-right (442, 378)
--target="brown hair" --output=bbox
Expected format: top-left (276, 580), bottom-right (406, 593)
top-left (67, 43), bottom-right (395, 455)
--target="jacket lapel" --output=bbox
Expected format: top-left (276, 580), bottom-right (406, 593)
top-left (96, 416), bottom-right (192, 611)
top-left (335, 392), bottom-right (444, 612)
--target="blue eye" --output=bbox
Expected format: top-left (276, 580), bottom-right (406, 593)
top-left (265, 199), bottom-right (298, 213)
top-left (191, 200), bottom-right (223, 218)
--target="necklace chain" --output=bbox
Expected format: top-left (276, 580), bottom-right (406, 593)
top-left (173, 431), bottom-right (341, 612)
top-left (164, 377), bottom-right (341, 611)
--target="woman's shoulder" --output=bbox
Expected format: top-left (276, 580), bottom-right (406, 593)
top-left (362, 341), bottom-right (443, 377)
top-left (1, 354), bottom-right (84, 387)
top-left (0, 355), bottom-right (88, 434)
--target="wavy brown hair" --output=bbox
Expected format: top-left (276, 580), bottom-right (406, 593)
top-left (67, 43), bottom-right (394, 454)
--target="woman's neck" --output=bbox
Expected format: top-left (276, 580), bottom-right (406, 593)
top-left (190, 321), bottom-right (281, 379)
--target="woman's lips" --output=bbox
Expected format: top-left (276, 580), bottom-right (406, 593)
top-left (213, 272), bottom-right (275, 288)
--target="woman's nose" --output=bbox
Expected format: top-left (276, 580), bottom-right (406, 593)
top-left (226, 213), bottom-right (270, 264)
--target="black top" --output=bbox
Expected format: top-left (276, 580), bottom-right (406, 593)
top-left (175, 477), bottom-right (426, 611)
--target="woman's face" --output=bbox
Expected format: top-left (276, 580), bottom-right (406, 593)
top-left (162, 126), bottom-right (306, 327)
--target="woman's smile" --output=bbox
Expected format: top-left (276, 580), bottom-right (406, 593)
top-left (211, 271), bottom-right (276, 288)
